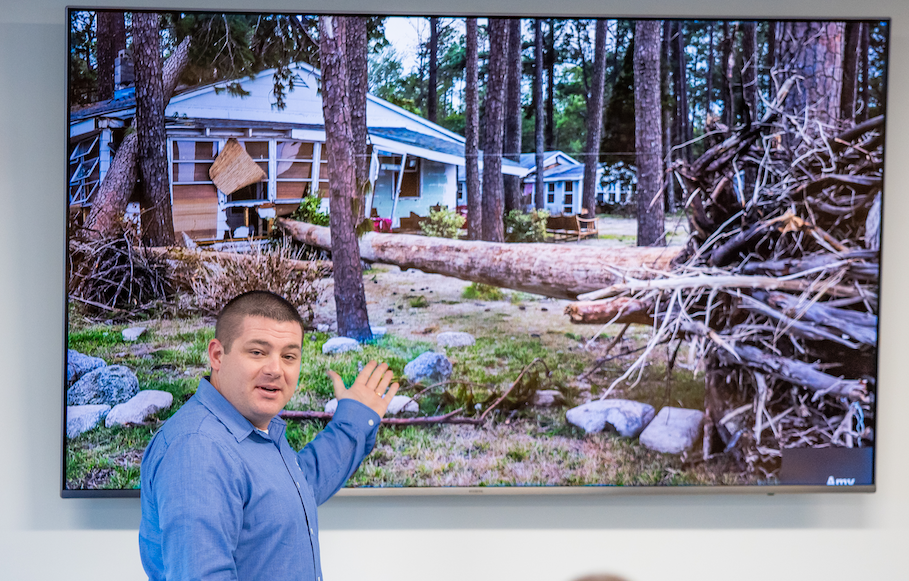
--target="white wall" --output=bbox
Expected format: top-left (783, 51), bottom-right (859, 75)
top-left (1, 1), bottom-right (907, 580)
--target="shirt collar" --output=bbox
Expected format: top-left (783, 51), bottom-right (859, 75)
top-left (195, 377), bottom-right (256, 443)
top-left (195, 378), bottom-right (288, 443)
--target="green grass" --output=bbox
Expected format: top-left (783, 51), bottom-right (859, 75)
top-left (462, 282), bottom-right (504, 301)
top-left (66, 314), bottom-right (739, 490)
top-left (407, 295), bottom-right (430, 308)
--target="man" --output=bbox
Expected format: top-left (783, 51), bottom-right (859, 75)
top-left (139, 290), bottom-right (398, 581)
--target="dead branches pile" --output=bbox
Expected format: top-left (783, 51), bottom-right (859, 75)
top-left (68, 224), bottom-right (329, 321)
top-left (68, 226), bottom-right (174, 315)
top-left (188, 239), bottom-right (329, 323)
top-left (575, 88), bottom-right (882, 477)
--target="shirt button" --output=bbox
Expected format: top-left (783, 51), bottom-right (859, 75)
top-left (296, 482), bottom-right (300, 489)
top-left (310, 528), bottom-right (315, 535)
top-left (368, 419), bottom-right (375, 426)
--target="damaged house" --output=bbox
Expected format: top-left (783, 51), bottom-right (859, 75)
top-left (69, 61), bottom-right (528, 242)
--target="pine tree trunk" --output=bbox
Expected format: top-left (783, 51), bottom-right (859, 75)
top-left (96, 12), bottom-right (125, 102)
top-left (634, 20), bottom-right (665, 247)
top-left (741, 22), bottom-right (758, 200)
top-left (721, 22), bottom-right (734, 127)
top-left (776, 21), bottom-right (845, 125)
top-left (661, 20), bottom-right (675, 214)
top-left (428, 17), bottom-right (439, 124)
top-left (347, 17), bottom-right (369, 198)
top-left (133, 12), bottom-right (174, 247)
top-left (676, 22), bottom-right (691, 150)
top-left (319, 15), bottom-right (372, 341)
top-left (741, 21), bottom-right (757, 121)
top-left (534, 19), bottom-right (546, 211)
top-left (481, 19), bottom-right (509, 243)
top-left (582, 19), bottom-right (608, 217)
top-left (545, 20), bottom-right (555, 150)
top-left (84, 36), bottom-right (191, 239)
top-left (465, 18), bottom-right (482, 240)
top-left (841, 21), bottom-right (861, 122)
top-left (706, 23), bottom-right (714, 118)
top-left (504, 18), bottom-right (524, 215)
top-left (859, 23), bottom-right (869, 122)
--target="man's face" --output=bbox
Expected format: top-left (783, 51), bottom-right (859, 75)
top-left (208, 315), bottom-right (303, 431)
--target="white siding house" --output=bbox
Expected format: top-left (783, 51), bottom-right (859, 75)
top-left (69, 62), bottom-right (527, 241)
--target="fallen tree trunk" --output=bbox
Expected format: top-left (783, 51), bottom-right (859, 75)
top-left (566, 297), bottom-right (655, 325)
top-left (278, 219), bottom-right (683, 300)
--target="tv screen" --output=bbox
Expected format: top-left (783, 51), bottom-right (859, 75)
top-left (64, 8), bottom-right (886, 496)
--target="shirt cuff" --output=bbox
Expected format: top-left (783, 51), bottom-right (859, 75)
top-left (333, 398), bottom-right (381, 430)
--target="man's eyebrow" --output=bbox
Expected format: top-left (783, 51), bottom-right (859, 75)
top-left (243, 339), bottom-right (302, 350)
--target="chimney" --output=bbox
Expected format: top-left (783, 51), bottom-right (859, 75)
top-left (114, 49), bottom-right (134, 90)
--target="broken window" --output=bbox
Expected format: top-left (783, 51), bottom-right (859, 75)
top-left (276, 140), bottom-right (315, 201)
top-left (69, 135), bottom-right (100, 206)
top-left (228, 141), bottom-right (269, 202)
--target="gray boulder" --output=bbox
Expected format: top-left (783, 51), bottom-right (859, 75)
top-left (639, 407), bottom-right (706, 454)
top-left (324, 395), bottom-right (418, 416)
top-left (436, 332), bottom-right (476, 349)
top-left (66, 405), bottom-right (111, 438)
top-left (565, 399), bottom-right (655, 437)
top-left (66, 349), bottom-right (106, 384)
top-left (404, 352), bottom-right (452, 384)
top-left (67, 365), bottom-right (139, 406)
top-left (322, 337), bottom-right (362, 355)
top-left (106, 390), bottom-right (174, 427)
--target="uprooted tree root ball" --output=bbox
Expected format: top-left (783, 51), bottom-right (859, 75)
top-left (571, 81), bottom-right (880, 478)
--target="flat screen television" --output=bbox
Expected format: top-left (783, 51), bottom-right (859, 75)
top-left (64, 7), bottom-right (887, 496)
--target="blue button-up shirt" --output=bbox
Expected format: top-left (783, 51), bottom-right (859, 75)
top-left (139, 378), bottom-right (379, 581)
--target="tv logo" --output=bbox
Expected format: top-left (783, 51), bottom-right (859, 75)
top-left (826, 475), bottom-right (856, 486)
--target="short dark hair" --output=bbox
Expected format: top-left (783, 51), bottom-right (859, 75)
top-left (215, 291), bottom-right (304, 353)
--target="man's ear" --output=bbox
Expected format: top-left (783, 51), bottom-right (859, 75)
top-left (208, 338), bottom-right (225, 372)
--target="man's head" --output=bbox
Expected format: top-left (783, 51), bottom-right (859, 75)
top-left (208, 291), bottom-right (304, 430)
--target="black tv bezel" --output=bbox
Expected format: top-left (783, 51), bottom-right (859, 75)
top-left (62, 6), bottom-right (886, 498)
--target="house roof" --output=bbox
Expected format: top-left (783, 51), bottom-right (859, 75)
top-left (518, 150), bottom-right (581, 172)
top-left (69, 63), bottom-right (535, 174)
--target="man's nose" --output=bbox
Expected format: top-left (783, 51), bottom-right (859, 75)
top-left (262, 354), bottom-right (282, 375)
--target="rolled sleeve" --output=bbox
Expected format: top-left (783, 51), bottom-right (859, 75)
top-left (297, 399), bottom-right (381, 504)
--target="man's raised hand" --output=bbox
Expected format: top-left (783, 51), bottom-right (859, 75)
top-left (327, 360), bottom-right (400, 418)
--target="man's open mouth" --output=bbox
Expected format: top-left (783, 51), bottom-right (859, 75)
top-left (257, 386), bottom-right (280, 393)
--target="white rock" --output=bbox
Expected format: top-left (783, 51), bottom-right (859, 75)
top-left (67, 405), bottom-right (111, 438)
top-left (316, 324), bottom-right (330, 333)
top-left (325, 395), bottom-right (417, 416)
top-left (565, 399), bottom-right (656, 437)
top-left (386, 395), bottom-right (419, 415)
top-left (121, 326), bottom-right (147, 341)
top-left (639, 407), bottom-right (706, 454)
top-left (322, 337), bottom-right (363, 354)
top-left (105, 390), bottom-right (174, 427)
top-left (436, 331), bottom-right (476, 348)
top-left (532, 389), bottom-right (564, 407)
top-left (370, 326), bottom-right (387, 338)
